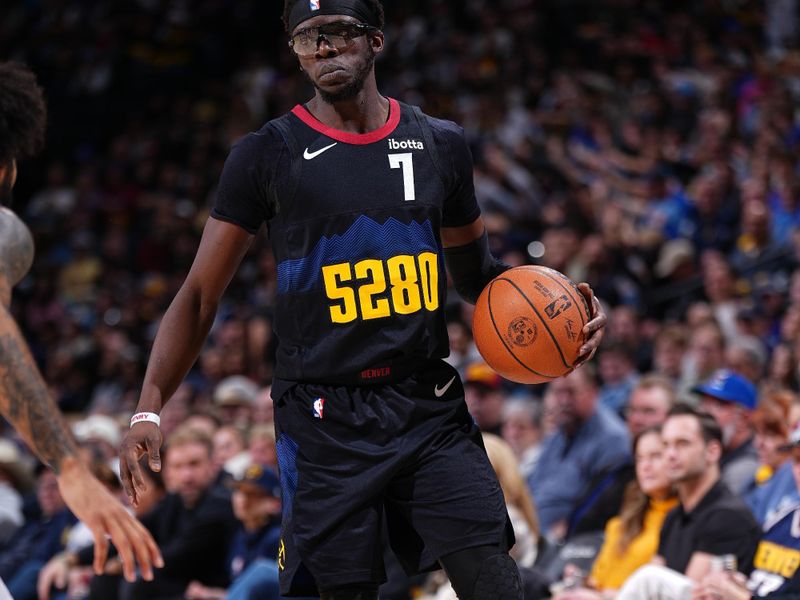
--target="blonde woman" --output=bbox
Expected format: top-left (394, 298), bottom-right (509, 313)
top-left (750, 390), bottom-right (794, 488)
top-left (553, 427), bottom-right (678, 599)
top-left (482, 433), bottom-right (541, 568)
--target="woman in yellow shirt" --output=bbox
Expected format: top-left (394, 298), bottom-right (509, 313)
top-left (554, 426), bottom-right (678, 599)
top-left (750, 390), bottom-right (793, 488)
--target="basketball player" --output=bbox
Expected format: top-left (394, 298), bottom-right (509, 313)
top-left (120, 2), bottom-right (606, 599)
top-left (0, 61), bottom-right (162, 585)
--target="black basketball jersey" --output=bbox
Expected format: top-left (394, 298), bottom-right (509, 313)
top-left (212, 98), bottom-right (481, 382)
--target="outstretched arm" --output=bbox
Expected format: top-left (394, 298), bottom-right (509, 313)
top-left (0, 303), bottom-right (163, 582)
top-left (120, 217), bottom-right (253, 503)
top-left (0, 206), bottom-right (161, 582)
top-left (0, 303), bottom-right (78, 473)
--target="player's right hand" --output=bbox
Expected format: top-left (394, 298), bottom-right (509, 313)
top-left (120, 422), bottom-right (163, 506)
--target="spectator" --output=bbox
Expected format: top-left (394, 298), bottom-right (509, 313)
top-left (651, 325), bottom-right (690, 388)
top-left (444, 318), bottom-right (481, 378)
top-left (0, 439), bottom-right (33, 547)
top-left (247, 425), bottom-right (278, 470)
top-left (251, 386), bottom-right (275, 426)
top-left (463, 361), bottom-right (507, 436)
top-left (213, 376), bottom-right (258, 428)
top-left (749, 391), bottom-right (794, 489)
top-left (501, 398), bottom-right (544, 479)
top-left (625, 375), bottom-right (676, 438)
top-left (694, 369), bottom-right (760, 495)
top-left (765, 343), bottom-right (799, 392)
top-left (680, 321), bottom-right (726, 397)
top-left (36, 460), bottom-right (128, 600)
top-left (39, 460), bottom-right (168, 600)
top-left (71, 414), bottom-right (121, 465)
top-left (115, 427), bottom-right (237, 600)
top-left (700, 253), bottom-right (741, 344)
top-left (597, 342), bottom-right (640, 417)
top-left (212, 426), bottom-right (250, 481)
top-left (182, 412), bottom-right (222, 441)
top-left (748, 420), bottom-right (800, 526)
top-left (724, 336), bottom-right (768, 387)
top-left (158, 383), bottom-right (197, 438)
top-left (528, 367), bottom-right (630, 540)
top-left (605, 306), bottom-right (642, 355)
top-left (552, 427), bottom-right (678, 599)
top-left (0, 468), bottom-right (76, 600)
top-left (615, 404), bottom-right (761, 599)
top-left (568, 374), bottom-right (677, 539)
top-left (650, 239), bottom-right (702, 320)
top-left (483, 434), bottom-right (540, 569)
top-left (656, 419), bottom-right (800, 598)
top-left (184, 463), bottom-right (283, 600)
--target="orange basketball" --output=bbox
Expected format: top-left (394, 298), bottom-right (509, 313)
top-left (472, 266), bottom-right (592, 384)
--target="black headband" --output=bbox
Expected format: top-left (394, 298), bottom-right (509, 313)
top-left (288, 0), bottom-right (380, 33)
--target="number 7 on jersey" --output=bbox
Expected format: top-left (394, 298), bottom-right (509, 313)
top-left (388, 153), bottom-right (416, 201)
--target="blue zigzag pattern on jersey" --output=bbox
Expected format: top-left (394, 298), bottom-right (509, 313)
top-left (277, 215), bottom-right (438, 294)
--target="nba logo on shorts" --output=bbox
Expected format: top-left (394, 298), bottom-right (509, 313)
top-left (313, 397), bottom-right (325, 419)
top-left (310, 0), bottom-right (320, 10)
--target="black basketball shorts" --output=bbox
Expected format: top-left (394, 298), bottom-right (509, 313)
top-left (273, 360), bottom-right (513, 597)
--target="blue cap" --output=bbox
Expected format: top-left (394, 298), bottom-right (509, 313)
top-left (692, 369), bottom-right (757, 410)
top-left (232, 464), bottom-right (281, 497)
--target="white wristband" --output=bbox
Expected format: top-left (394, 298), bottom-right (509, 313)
top-left (130, 412), bottom-right (161, 428)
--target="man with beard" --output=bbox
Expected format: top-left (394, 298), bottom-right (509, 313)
top-left (615, 404), bottom-right (761, 599)
top-left (0, 61), bottom-right (162, 590)
top-left (118, 2), bottom-right (608, 599)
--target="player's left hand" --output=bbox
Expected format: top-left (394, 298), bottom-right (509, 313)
top-left (573, 283), bottom-right (606, 368)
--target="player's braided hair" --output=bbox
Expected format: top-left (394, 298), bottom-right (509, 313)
top-left (0, 61), bottom-right (47, 166)
top-left (282, 0), bottom-right (385, 32)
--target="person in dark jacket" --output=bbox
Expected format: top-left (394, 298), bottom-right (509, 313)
top-left (0, 468), bottom-right (76, 600)
top-left (116, 427), bottom-right (237, 600)
top-left (184, 463), bottom-right (285, 600)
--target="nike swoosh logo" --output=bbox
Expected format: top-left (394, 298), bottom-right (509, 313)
top-left (303, 142), bottom-right (337, 160)
top-left (434, 376), bottom-right (456, 398)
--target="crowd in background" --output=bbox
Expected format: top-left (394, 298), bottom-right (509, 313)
top-left (2, 0), bottom-right (800, 598)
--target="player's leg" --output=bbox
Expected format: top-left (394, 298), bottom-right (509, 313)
top-left (274, 381), bottom-right (404, 596)
top-left (385, 363), bottom-right (521, 599)
top-left (439, 545), bottom-right (522, 600)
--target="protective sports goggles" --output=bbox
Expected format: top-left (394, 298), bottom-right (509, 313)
top-left (289, 21), bottom-right (376, 57)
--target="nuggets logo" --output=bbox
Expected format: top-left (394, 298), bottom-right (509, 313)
top-left (278, 539), bottom-right (286, 570)
top-left (245, 464), bottom-right (264, 479)
top-left (507, 317), bottom-right (537, 347)
top-left (310, 0), bottom-right (320, 10)
top-left (313, 397), bottom-right (325, 419)
top-left (545, 294), bottom-right (572, 320)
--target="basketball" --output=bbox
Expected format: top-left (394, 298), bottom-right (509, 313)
top-left (473, 266), bottom-right (592, 384)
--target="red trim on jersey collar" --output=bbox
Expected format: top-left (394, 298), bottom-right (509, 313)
top-left (291, 98), bottom-right (400, 145)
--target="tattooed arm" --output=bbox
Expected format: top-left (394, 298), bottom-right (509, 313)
top-left (0, 302), bottom-right (79, 472)
top-left (0, 207), bottom-right (73, 466)
top-left (0, 208), bottom-right (163, 581)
